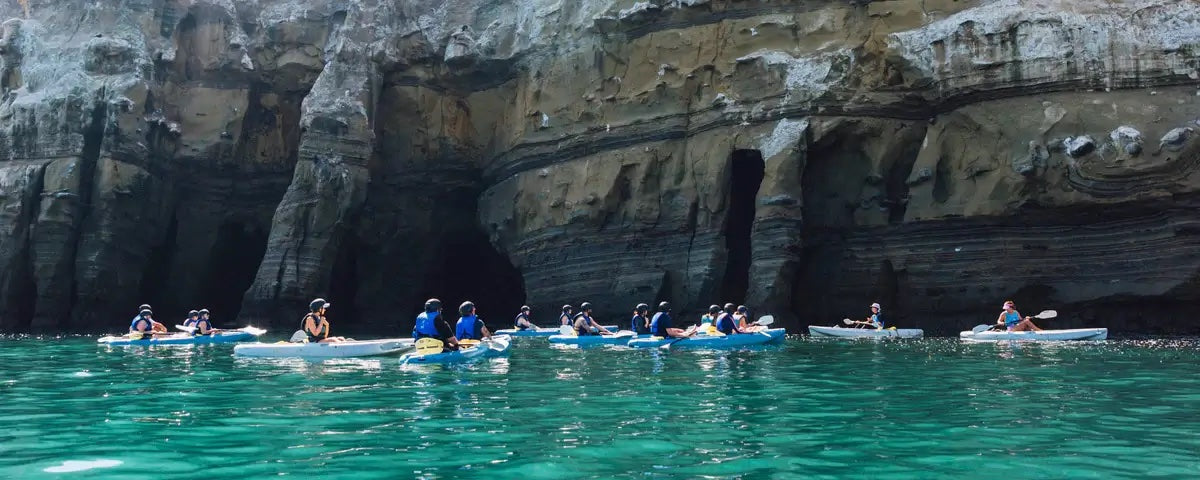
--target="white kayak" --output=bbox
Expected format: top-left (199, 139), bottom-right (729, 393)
top-left (233, 338), bottom-right (415, 358)
top-left (495, 325), bottom-right (620, 337)
top-left (627, 328), bottom-right (787, 348)
top-left (808, 326), bottom-right (924, 339)
top-left (959, 328), bottom-right (1108, 341)
top-left (548, 331), bottom-right (646, 346)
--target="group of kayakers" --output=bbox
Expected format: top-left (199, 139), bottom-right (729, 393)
top-left (515, 301), bottom-right (767, 338)
top-left (837, 300), bottom-right (1044, 332)
top-left (128, 304), bottom-right (220, 336)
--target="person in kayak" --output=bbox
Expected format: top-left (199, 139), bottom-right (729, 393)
top-left (414, 298), bottom-right (463, 351)
top-left (193, 308), bottom-right (216, 335)
top-left (715, 303), bottom-right (745, 335)
top-left (631, 303), bottom-right (651, 334)
top-left (700, 305), bottom-right (721, 331)
top-left (183, 310), bottom-right (200, 329)
top-left (863, 303), bottom-right (885, 329)
top-left (301, 298), bottom-right (346, 343)
top-left (651, 302), bottom-right (694, 338)
top-left (129, 308), bottom-right (166, 334)
top-left (514, 305), bottom-right (535, 330)
top-left (734, 305), bottom-right (767, 332)
top-left (573, 302), bottom-right (613, 336)
top-left (996, 300), bottom-right (1043, 332)
top-left (559, 304), bottom-right (574, 326)
top-left (456, 301), bottom-right (492, 340)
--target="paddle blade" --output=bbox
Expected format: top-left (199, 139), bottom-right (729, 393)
top-left (971, 324), bottom-right (993, 333)
top-left (175, 324), bottom-right (196, 333)
top-left (842, 318), bottom-right (854, 325)
top-left (612, 331), bottom-right (635, 338)
top-left (240, 326), bottom-right (267, 336)
top-left (559, 325), bottom-right (576, 336)
top-left (415, 337), bottom-right (444, 354)
top-left (1034, 310), bottom-right (1057, 319)
top-left (288, 330), bottom-right (308, 343)
top-left (754, 315), bottom-right (775, 326)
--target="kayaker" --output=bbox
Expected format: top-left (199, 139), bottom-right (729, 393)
top-left (734, 305), bottom-right (767, 332)
top-left (651, 302), bottom-right (693, 338)
top-left (129, 308), bottom-right (166, 334)
top-left (573, 302), bottom-right (612, 336)
top-left (193, 308), bottom-right (216, 335)
top-left (456, 301), bottom-right (492, 340)
top-left (131, 304), bottom-right (167, 333)
top-left (715, 304), bottom-right (745, 335)
top-left (301, 298), bottom-right (347, 343)
top-left (414, 298), bottom-right (462, 351)
top-left (631, 303), bottom-right (651, 334)
top-left (559, 305), bottom-right (574, 326)
top-left (864, 303), bottom-right (885, 329)
top-left (996, 300), bottom-right (1043, 332)
top-left (700, 305), bottom-right (721, 331)
top-left (183, 310), bottom-right (200, 329)
top-left (514, 305), bottom-right (535, 330)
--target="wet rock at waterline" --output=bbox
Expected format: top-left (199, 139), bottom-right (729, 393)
top-left (0, 0), bottom-right (1198, 335)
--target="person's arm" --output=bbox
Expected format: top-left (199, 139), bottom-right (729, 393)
top-left (481, 322), bottom-right (492, 339)
top-left (151, 320), bottom-right (168, 332)
top-left (996, 313), bottom-right (1006, 325)
top-left (594, 318), bottom-right (612, 334)
top-left (436, 320), bottom-right (460, 348)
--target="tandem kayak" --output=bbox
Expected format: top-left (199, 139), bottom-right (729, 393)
top-left (627, 328), bottom-right (786, 349)
top-left (959, 328), bottom-right (1108, 341)
top-left (400, 335), bottom-right (512, 365)
top-left (808, 326), bottom-right (924, 339)
top-left (98, 329), bottom-right (262, 346)
top-left (548, 331), bottom-right (647, 346)
top-left (233, 338), bottom-right (414, 358)
top-left (494, 326), bottom-right (620, 337)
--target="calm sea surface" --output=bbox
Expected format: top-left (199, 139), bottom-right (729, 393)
top-left (2, 334), bottom-right (1198, 479)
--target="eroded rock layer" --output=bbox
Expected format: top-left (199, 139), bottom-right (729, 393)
top-left (0, 0), bottom-right (1197, 334)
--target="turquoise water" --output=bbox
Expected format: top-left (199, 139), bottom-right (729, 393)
top-left (2, 335), bottom-right (1199, 479)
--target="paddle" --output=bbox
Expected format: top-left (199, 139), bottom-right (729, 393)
top-left (610, 330), bottom-right (635, 338)
top-left (175, 324), bottom-right (197, 333)
top-left (559, 325), bottom-right (576, 336)
top-left (754, 315), bottom-right (774, 327)
top-left (289, 330), bottom-right (308, 343)
top-left (971, 310), bottom-right (1058, 333)
top-left (415, 337), bottom-right (445, 355)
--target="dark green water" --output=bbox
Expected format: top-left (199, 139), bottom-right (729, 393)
top-left (2, 335), bottom-right (1199, 479)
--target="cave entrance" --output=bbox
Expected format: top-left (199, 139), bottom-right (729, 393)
top-left (422, 228), bottom-right (526, 327)
top-left (328, 230), bottom-right (361, 328)
top-left (138, 212), bottom-right (179, 313)
top-left (720, 149), bottom-right (765, 303)
top-left (198, 221), bottom-right (267, 324)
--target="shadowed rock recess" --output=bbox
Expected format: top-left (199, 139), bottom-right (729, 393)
top-left (0, 0), bottom-right (1197, 334)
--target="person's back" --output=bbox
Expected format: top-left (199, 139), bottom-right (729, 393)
top-left (456, 301), bottom-right (488, 340)
top-left (650, 310), bottom-right (671, 337)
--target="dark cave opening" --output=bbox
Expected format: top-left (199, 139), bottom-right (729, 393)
top-left (421, 228), bottom-right (526, 329)
top-left (720, 150), bottom-right (765, 304)
top-left (327, 230), bottom-right (362, 328)
top-left (198, 221), bottom-right (268, 325)
top-left (138, 212), bottom-right (179, 315)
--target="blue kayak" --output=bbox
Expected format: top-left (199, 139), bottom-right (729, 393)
top-left (98, 330), bottom-right (261, 346)
top-left (547, 332), bottom-right (648, 346)
top-left (495, 326), bottom-right (619, 337)
top-left (400, 335), bottom-right (512, 365)
top-left (626, 328), bottom-right (787, 349)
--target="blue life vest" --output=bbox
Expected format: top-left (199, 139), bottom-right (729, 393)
top-left (456, 315), bottom-right (484, 340)
top-left (130, 316), bottom-right (151, 331)
top-left (183, 318), bottom-right (198, 328)
top-left (870, 313), bottom-right (885, 328)
top-left (194, 319), bottom-right (212, 334)
top-left (514, 312), bottom-right (530, 330)
top-left (716, 313), bottom-right (737, 334)
top-left (413, 312), bottom-right (440, 338)
top-left (574, 313), bottom-right (595, 335)
top-left (1004, 312), bottom-right (1021, 326)
top-left (631, 314), bottom-right (646, 332)
top-left (650, 312), bottom-right (671, 337)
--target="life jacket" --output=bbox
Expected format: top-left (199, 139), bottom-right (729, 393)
top-left (183, 318), bottom-right (198, 328)
top-left (130, 316), bottom-right (152, 332)
top-left (1004, 311), bottom-right (1021, 326)
top-left (559, 313), bottom-right (571, 325)
top-left (514, 312), bottom-right (530, 330)
top-left (456, 315), bottom-right (484, 340)
top-left (631, 314), bottom-right (647, 333)
top-left (413, 311), bottom-right (440, 338)
top-left (870, 313), bottom-right (885, 328)
top-left (300, 313), bottom-right (327, 339)
top-left (650, 312), bottom-right (671, 337)
top-left (194, 318), bottom-right (212, 335)
top-left (716, 313), bottom-right (737, 334)
top-left (573, 313), bottom-right (594, 335)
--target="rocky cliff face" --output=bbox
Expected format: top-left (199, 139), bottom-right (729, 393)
top-left (0, 0), bottom-right (1197, 334)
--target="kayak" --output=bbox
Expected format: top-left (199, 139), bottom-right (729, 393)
top-left (960, 328), bottom-right (1108, 341)
top-left (98, 330), bottom-right (260, 346)
top-left (548, 331), bottom-right (648, 346)
top-left (495, 326), bottom-right (619, 337)
top-left (808, 326), bottom-right (924, 339)
top-left (627, 328), bottom-right (786, 348)
top-left (233, 338), bottom-right (414, 358)
top-left (400, 335), bottom-right (512, 365)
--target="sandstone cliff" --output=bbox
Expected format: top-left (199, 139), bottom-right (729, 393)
top-left (0, 0), bottom-right (1197, 334)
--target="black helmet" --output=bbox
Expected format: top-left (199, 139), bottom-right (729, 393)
top-left (139, 309), bottom-right (152, 316)
top-left (138, 304), bottom-right (152, 311)
top-left (723, 303), bottom-right (735, 313)
top-left (580, 302), bottom-right (593, 311)
top-left (188, 310), bottom-right (199, 316)
top-left (708, 304), bottom-right (721, 314)
top-left (562, 304), bottom-right (573, 313)
top-left (459, 301), bottom-right (475, 316)
top-left (737, 305), bottom-right (748, 313)
top-left (309, 298), bottom-right (330, 312)
top-left (199, 308), bottom-right (210, 315)
top-left (658, 301), bottom-right (671, 312)
top-left (424, 298), bottom-right (442, 313)
top-left (521, 305), bottom-right (531, 312)
top-left (635, 303), bottom-right (649, 313)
